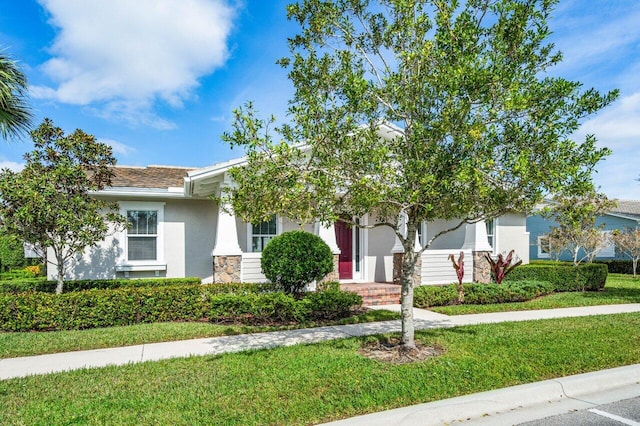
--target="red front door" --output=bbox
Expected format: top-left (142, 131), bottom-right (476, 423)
top-left (335, 221), bottom-right (352, 279)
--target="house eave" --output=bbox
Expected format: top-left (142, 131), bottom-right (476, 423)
top-left (91, 187), bottom-right (189, 199)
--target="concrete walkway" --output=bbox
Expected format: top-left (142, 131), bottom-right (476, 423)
top-left (2, 304), bottom-right (640, 425)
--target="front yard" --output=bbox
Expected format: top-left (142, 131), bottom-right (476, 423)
top-left (2, 312), bottom-right (639, 425)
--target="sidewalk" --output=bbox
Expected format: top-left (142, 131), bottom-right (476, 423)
top-left (2, 305), bottom-right (640, 426)
top-left (3, 303), bottom-right (640, 381)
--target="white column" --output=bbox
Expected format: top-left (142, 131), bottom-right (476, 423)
top-left (318, 222), bottom-right (341, 254)
top-left (211, 200), bottom-right (243, 256)
top-left (461, 220), bottom-right (493, 251)
top-left (391, 212), bottom-right (407, 253)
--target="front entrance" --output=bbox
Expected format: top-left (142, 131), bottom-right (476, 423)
top-left (335, 221), bottom-right (352, 279)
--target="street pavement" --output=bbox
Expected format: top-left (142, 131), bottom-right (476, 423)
top-left (2, 303), bottom-right (640, 425)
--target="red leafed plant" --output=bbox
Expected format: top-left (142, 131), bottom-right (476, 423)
top-left (484, 250), bottom-right (522, 284)
top-left (449, 251), bottom-right (465, 303)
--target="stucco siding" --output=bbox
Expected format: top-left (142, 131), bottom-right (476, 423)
top-left (496, 213), bottom-right (529, 264)
top-left (366, 225), bottom-right (395, 282)
top-left (425, 219), bottom-right (467, 249)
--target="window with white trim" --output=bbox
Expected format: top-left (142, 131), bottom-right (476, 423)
top-left (597, 231), bottom-right (615, 258)
top-left (127, 210), bottom-right (158, 260)
top-left (537, 235), bottom-right (551, 259)
top-left (486, 219), bottom-right (496, 252)
top-left (251, 216), bottom-right (277, 252)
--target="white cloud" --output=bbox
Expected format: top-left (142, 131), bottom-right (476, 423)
top-left (0, 160), bottom-right (25, 172)
top-left (33, 0), bottom-right (236, 128)
top-left (98, 138), bottom-right (136, 156)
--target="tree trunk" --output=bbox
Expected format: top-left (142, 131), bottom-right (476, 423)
top-left (55, 253), bottom-right (64, 295)
top-left (399, 223), bottom-right (419, 351)
top-left (633, 259), bottom-right (638, 277)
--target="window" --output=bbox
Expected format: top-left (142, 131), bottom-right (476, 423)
top-left (251, 216), bottom-right (277, 252)
top-left (417, 222), bottom-right (427, 248)
top-left (597, 231), bottom-right (615, 258)
top-left (537, 235), bottom-right (551, 259)
top-left (127, 210), bottom-right (158, 260)
top-left (486, 219), bottom-right (496, 251)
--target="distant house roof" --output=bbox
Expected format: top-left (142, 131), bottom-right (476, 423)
top-left (110, 166), bottom-right (195, 189)
top-left (610, 200), bottom-right (640, 221)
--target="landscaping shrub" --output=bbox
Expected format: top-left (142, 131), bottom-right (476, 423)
top-left (595, 260), bottom-right (635, 275)
top-left (206, 288), bottom-right (362, 325)
top-left (413, 280), bottom-right (554, 308)
top-left (0, 285), bottom-right (205, 332)
top-left (203, 281), bottom-right (281, 295)
top-left (506, 263), bottom-right (607, 291)
top-left (0, 276), bottom-right (202, 294)
top-left (261, 230), bottom-right (334, 295)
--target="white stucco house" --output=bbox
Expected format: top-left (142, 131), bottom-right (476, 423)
top-left (48, 156), bottom-right (530, 285)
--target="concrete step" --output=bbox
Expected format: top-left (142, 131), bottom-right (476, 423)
top-left (340, 283), bottom-right (402, 306)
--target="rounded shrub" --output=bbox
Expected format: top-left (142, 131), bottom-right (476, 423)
top-left (261, 230), bottom-right (334, 295)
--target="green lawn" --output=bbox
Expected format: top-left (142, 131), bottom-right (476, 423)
top-left (432, 273), bottom-right (640, 315)
top-left (0, 309), bottom-right (399, 359)
top-left (2, 313), bottom-right (639, 425)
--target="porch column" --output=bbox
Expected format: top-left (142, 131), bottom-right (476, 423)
top-left (318, 222), bottom-right (340, 282)
top-left (212, 197), bottom-right (243, 283)
top-left (461, 221), bottom-right (492, 283)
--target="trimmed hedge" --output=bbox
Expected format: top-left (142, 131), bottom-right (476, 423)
top-left (506, 263), bottom-right (607, 291)
top-left (0, 285), bottom-right (205, 331)
top-left (206, 289), bottom-right (362, 325)
top-left (0, 277), bottom-right (202, 294)
top-left (414, 280), bottom-right (554, 308)
top-left (0, 283), bottom-right (363, 331)
top-left (594, 260), bottom-right (635, 275)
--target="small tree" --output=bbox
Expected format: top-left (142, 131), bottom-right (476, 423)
top-left (261, 230), bottom-right (334, 295)
top-left (485, 250), bottom-right (522, 284)
top-left (0, 118), bottom-right (125, 293)
top-left (542, 191), bottom-right (617, 266)
top-left (612, 229), bottom-right (640, 277)
top-left (0, 234), bottom-right (26, 272)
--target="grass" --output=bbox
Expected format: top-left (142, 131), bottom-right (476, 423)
top-left (432, 273), bottom-right (640, 315)
top-left (1, 313), bottom-right (639, 425)
top-left (0, 309), bottom-right (399, 359)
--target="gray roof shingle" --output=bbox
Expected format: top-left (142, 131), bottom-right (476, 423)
top-left (110, 166), bottom-right (195, 189)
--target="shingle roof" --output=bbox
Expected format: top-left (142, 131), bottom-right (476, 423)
top-left (110, 166), bottom-right (195, 189)
top-left (610, 200), bottom-right (640, 221)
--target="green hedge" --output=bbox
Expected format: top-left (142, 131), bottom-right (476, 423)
top-left (0, 283), bottom-right (363, 331)
top-left (414, 280), bottom-right (555, 308)
top-left (594, 260), bottom-right (635, 275)
top-left (0, 277), bottom-right (202, 294)
top-left (206, 289), bottom-right (362, 325)
top-left (506, 263), bottom-right (607, 291)
top-left (0, 285), bottom-right (205, 331)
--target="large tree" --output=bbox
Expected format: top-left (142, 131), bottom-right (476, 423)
top-left (0, 118), bottom-right (124, 293)
top-left (223, 0), bottom-right (617, 350)
top-left (0, 51), bottom-right (32, 140)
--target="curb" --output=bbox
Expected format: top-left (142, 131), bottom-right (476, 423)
top-left (320, 364), bottom-right (640, 425)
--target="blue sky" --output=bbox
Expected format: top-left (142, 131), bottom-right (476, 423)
top-left (0, 0), bottom-right (638, 199)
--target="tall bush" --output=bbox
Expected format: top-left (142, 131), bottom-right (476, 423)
top-left (261, 231), bottom-right (333, 295)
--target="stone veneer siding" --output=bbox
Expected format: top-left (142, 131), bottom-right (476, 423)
top-left (472, 251), bottom-right (492, 284)
top-left (213, 255), bottom-right (241, 283)
top-left (392, 252), bottom-right (422, 286)
top-left (320, 254), bottom-right (340, 283)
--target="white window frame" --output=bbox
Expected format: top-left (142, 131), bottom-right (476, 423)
top-left (417, 221), bottom-right (428, 249)
top-left (246, 216), bottom-right (282, 253)
top-left (486, 218), bottom-right (498, 254)
top-left (116, 201), bottom-right (166, 273)
top-left (537, 235), bottom-right (551, 259)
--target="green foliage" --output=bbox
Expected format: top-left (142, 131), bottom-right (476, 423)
top-left (0, 277), bottom-right (201, 294)
top-left (0, 285), bottom-right (205, 332)
top-left (223, 0), bottom-right (617, 346)
top-left (0, 118), bottom-right (126, 293)
top-left (0, 234), bottom-right (26, 271)
top-left (207, 288), bottom-right (362, 325)
top-left (0, 51), bottom-right (32, 140)
top-left (541, 191), bottom-right (617, 265)
top-left (413, 280), bottom-right (554, 308)
top-left (595, 260), bottom-right (635, 275)
top-left (506, 263), bottom-right (607, 291)
top-left (261, 231), bottom-right (334, 295)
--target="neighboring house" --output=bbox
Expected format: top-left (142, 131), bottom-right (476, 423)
top-left (528, 200), bottom-right (640, 262)
top-left (49, 149), bottom-right (531, 286)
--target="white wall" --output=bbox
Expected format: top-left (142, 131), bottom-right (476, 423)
top-left (421, 249), bottom-right (473, 285)
top-left (496, 213), bottom-right (530, 264)
top-left (365, 225), bottom-right (396, 282)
